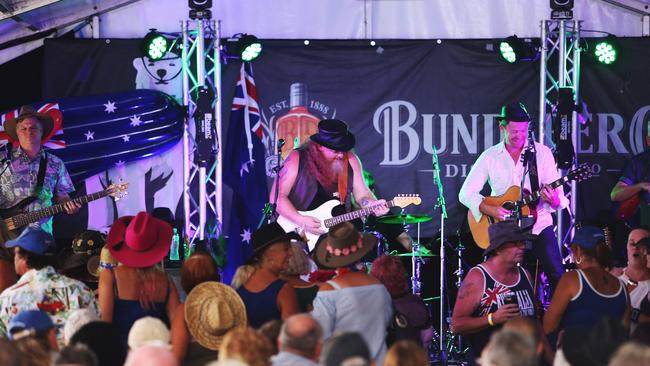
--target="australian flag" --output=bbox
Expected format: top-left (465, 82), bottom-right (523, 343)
top-left (222, 62), bottom-right (268, 284)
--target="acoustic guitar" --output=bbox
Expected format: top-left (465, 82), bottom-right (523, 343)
top-left (467, 164), bottom-right (592, 249)
top-left (276, 194), bottom-right (422, 251)
top-left (0, 182), bottom-right (128, 245)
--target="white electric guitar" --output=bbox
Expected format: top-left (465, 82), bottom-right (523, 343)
top-left (276, 194), bottom-right (422, 251)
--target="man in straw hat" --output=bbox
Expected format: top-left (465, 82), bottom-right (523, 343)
top-left (0, 105), bottom-right (80, 292)
top-left (271, 119), bottom-right (388, 250)
top-left (459, 102), bottom-right (568, 293)
top-left (451, 220), bottom-right (537, 366)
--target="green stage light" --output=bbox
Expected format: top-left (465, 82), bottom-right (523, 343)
top-left (142, 30), bottom-right (170, 61)
top-left (594, 41), bottom-right (617, 64)
top-left (238, 35), bottom-right (262, 61)
top-left (499, 41), bottom-right (517, 63)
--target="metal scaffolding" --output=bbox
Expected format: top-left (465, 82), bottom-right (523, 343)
top-left (538, 19), bottom-right (582, 263)
top-left (181, 19), bottom-right (222, 247)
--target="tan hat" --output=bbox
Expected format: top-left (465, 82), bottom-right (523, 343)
top-left (128, 316), bottom-right (171, 349)
top-left (185, 281), bottom-right (247, 351)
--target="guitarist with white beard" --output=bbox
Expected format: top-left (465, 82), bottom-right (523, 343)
top-left (0, 106), bottom-right (80, 291)
top-left (272, 119), bottom-right (388, 249)
top-left (459, 102), bottom-right (568, 294)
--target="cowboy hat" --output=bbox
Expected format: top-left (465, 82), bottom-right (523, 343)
top-left (251, 222), bottom-right (302, 255)
top-left (106, 211), bottom-right (173, 268)
top-left (483, 220), bottom-right (535, 256)
top-left (3, 105), bottom-right (56, 142)
top-left (313, 222), bottom-right (377, 269)
top-left (310, 119), bottom-right (356, 152)
top-left (496, 102), bottom-right (532, 122)
top-left (185, 281), bottom-right (247, 351)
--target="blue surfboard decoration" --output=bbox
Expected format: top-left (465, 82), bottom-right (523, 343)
top-left (0, 89), bottom-right (184, 182)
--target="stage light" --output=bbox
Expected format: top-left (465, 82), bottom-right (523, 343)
top-left (223, 34), bottom-right (263, 62)
top-left (499, 36), bottom-right (539, 64)
top-left (550, 0), bottom-right (574, 20)
top-left (594, 40), bottom-right (617, 64)
top-left (142, 30), bottom-right (169, 61)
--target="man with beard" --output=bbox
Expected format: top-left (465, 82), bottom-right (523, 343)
top-left (459, 102), bottom-right (568, 293)
top-left (272, 119), bottom-right (388, 251)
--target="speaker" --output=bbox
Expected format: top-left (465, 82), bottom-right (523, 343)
top-left (550, 0), bottom-right (574, 10)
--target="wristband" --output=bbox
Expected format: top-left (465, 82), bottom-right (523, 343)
top-left (487, 312), bottom-right (495, 326)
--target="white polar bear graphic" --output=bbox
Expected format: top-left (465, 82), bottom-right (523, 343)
top-left (133, 52), bottom-right (183, 103)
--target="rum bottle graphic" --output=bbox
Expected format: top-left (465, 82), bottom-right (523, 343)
top-left (275, 82), bottom-right (320, 158)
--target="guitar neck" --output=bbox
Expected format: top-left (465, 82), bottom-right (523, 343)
top-left (521, 175), bottom-right (572, 205)
top-left (11, 190), bottom-right (110, 227)
top-left (324, 200), bottom-right (396, 228)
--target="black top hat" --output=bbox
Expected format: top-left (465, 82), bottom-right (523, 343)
top-left (483, 220), bottom-right (535, 256)
top-left (310, 119), bottom-right (356, 152)
top-left (496, 102), bottom-right (532, 122)
top-left (252, 222), bottom-right (301, 255)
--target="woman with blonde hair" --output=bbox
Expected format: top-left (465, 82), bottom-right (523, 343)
top-left (98, 212), bottom-right (180, 359)
top-left (219, 327), bottom-right (274, 366)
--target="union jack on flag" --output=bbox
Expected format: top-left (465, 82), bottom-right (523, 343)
top-left (0, 103), bottom-right (66, 149)
top-left (480, 283), bottom-right (512, 315)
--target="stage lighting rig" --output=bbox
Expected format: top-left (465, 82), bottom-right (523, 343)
top-left (499, 36), bottom-right (540, 64)
top-left (594, 38), bottom-right (617, 64)
top-left (189, 0), bottom-right (212, 19)
top-left (550, 0), bottom-right (574, 20)
top-left (222, 34), bottom-right (263, 62)
top-left (142, 30), bottom-right (171, 61)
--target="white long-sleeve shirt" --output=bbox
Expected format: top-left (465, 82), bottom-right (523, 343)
top-left (458, 141), bottom-right (569, 235)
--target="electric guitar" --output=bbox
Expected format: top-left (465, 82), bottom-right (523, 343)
top-left (276, 194), bottom-right (422, 251)
top-left (615, 194), bottom-right (641, 222)
top-left (467, 164), bottom-right (592, 249)
top-left (0, 182), bottom-right (129, 245)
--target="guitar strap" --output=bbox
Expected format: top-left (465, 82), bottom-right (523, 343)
top-left (34, 154), bottom-right (48, 197)
top-left (337, 153), bottom-right (353, 212)
top-left (527, 145), bottom-right (540, 213)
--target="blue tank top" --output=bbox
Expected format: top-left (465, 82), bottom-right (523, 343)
top-left (236, 279), bottom-right (286, 328)
top-left (561, 269), bottom-right (628, 329)
top-left (111, 269), bottom-right (170, 357)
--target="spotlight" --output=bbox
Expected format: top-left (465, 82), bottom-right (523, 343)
top-left (594, 39), bottom-right (617, 64)
top-left (142, 30), bottom-right (170, 61)
top-left (223, 34), bottom-right (263, 62)
top-left (499, 36), bottom-right (539, 63)
top-left (188, 0), bottom-right (212, 19)
top-left (550, 0), bottom-right (574, 20)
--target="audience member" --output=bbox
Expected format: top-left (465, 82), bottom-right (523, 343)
top-left (319, 332), bottom-right (373, 366)
top-left (0, 228), bottom-right (98, 347)
top-left (383, 339), bottom-right (427, 366)
top-left (259, 319), bottom-right (282, 355)
top-left (311, 223), bottom-right (392, 366)
top-left (236, 223), bottom-right (300, 328)
top-left (63, 308), bottom-right (100, 345)
top-left (124, 344), bottom-right (179, 366)
top-left (451, 221), bottom-right (536, 365)
top-left (478, 329), bottom-right (537, 366)
top-left (99, 211), bottom-right (180, 358)
top-left (219, 327), bottom-right (274, 366)
top-left (271, 313), bottom-right (322, 366)
top-left (280, 242), bottom-right (319, 312)
top-left (60, 229), bottom-right (105, 291)
top-left (70, 321), bottom-right (124, 366)
top-left (7, 309), bottom-right (58, 350)
top-left (608, 342), bottom-right (650, 366)
top-left (128, 316), bottom-right (171, 349)
top-left (503, 317), bottom-right (552, 364)
top-left (231, 264), bottom-right (256, 289)
top-left (53, 343), bottom-right (99, 366)
top-left (13, 334), bottom-right (52, 366)
top-left (184, 281), bottom-right (247, 359)
top-left (617, 227), bottom-right (650, 331)
top-left (561, 316), bottom-right (628, 366)
top-left (371, 254), bottom-right (432, 347)
top-left (171, 251), bottom-right (221, 364)
top-left (544, 226), bottom-right (629, 335)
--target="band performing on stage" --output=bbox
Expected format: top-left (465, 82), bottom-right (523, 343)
top-left (0, 100), bottom-right (645, 366)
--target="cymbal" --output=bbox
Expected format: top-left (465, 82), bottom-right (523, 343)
top-left (377, 214), bottom-right (433, 224)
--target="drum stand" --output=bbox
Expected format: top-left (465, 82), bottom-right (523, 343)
top-left (432, 147), bottom-right (448, 365)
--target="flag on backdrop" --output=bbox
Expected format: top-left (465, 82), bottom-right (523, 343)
top-left (0, 103), bottom-right (66, 149)
top-left (222, 62), bottom-right (269, 284)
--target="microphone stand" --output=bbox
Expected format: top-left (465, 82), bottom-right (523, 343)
top-left (259, 139), bottom-right (285, 228)
top-left (517, 131), bottom-right (536, 229)
top-left (432, 146), bottom-right (448, 365)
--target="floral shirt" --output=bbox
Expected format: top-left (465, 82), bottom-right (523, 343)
top-left (0, 147), bottom-right (75, 233)
top-left (0, 266), bottom-right (99, 347)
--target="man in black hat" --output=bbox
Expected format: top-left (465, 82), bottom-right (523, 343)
top-left (451, 220), bottom-right (537, 365)
top-left (459, 102), bottom-right (568, 292)
top-left (272, 119), bottom-right (388, 250)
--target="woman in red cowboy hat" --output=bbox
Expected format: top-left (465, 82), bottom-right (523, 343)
top-left (98, 212), bottom-right (180, 359)
top-left (311, 222), bottom-right (393, 366)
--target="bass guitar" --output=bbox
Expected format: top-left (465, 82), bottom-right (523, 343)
top-left (0, 182), bottom-right (129, 245)
top-left (276, 194), bottom-right (422, 251)
top-left (468, 164), bottom-right (592, 249)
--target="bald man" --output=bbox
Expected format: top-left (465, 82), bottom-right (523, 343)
top-left (271, 313), bottom-right (323, 366)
